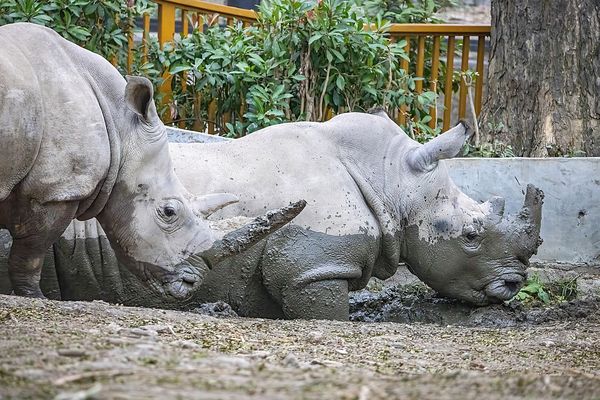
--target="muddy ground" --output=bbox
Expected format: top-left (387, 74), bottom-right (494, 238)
top-left (1, 293), bottom-right (599, 400)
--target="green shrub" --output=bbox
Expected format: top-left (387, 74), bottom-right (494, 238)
top-left (0, 0), bottom-right (155, 68)
top-left (159, 0), bottom-right (439, 137)
top-left (0, 0), bottom-right (441, 139)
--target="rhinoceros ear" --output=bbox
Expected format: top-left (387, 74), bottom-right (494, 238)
top-left (407, 120), bottom-right (472, 172)
top-left (124, 76), bottom-right (159, 124)
top-left (193, 193), bottom-right (239, 217)
top-left (483, 196), bottom-right (505, 224)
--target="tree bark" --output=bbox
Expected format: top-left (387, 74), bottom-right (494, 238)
top-left (480, 0), bottom-right (600, 156)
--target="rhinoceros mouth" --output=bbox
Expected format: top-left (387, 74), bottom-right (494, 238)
top-left (162, 263), bottom-right (202, 300)
top-left (137, 260), bottom-right (204, 300)
top-left (483, 270), bottom-right (527, 303)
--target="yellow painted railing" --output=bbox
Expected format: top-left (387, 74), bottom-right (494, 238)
top-left (132, 0), bottom-right (490, 133)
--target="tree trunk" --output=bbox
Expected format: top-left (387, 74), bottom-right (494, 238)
top-left (480, 0), bottom-right (600, 156)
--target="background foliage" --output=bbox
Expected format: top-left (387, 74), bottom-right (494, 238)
top-left (0, 0), bottom-right (154, 67)
top-left (0, 0), bottom-right (462, 143)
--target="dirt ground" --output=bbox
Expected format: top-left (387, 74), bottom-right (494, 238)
top-left (1, 294), bottom-right (599, 400)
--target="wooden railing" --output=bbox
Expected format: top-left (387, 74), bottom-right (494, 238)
top-left (386, 24), bottom-right (490, 131)
top-left (132, 0), bottom-right (490, 133)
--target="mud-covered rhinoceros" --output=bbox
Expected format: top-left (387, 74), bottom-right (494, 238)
top-left (0, 23), bottom-right (305, 300)
top-left (1, 110), bottom-right (544, 319)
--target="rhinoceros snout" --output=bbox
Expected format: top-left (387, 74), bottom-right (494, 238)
top-left (484, 272), bottom-right (526, 302)
top-left (162, 264), bottom-right (202, 300)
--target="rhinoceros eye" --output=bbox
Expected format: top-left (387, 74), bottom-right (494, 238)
top-left (463, 226), bottom-right (479, 241)
top-left (465, 231), bottom-right (478, 241)
top-left (163, 206), bottom-right (176, 217)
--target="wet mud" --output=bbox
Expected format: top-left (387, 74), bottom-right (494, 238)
top-left (349, 283), bottom-right (600, 328)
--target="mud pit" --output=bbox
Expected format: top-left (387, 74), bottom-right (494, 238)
top-left (1, 294), bottom-right (599, 399)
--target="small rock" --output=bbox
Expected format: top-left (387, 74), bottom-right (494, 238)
top-left (282, 352), bottom-right (300, 368)
top-left (250, 350), bottom-right (271, 359)
top-left (139, 324), bottom-right (174, 334)
top-left (54, 383), bottom-right (102, 400)
top-left (171, 339), bottom-right (201, 350)
top-left (307, 331), bottom-right (324, 344)
top-left (191, 301), bottom-right (238, 318)
top-left (120, 327), bottom-right (158, 337)
top-left (57, 349), bottom-right (88, 358)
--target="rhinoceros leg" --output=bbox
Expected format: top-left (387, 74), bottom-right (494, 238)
top-left (280, 279), bottom-right (351, 321)
top-left (6, 202), bottom-right (77, 298)
top-left (260, 227), bottom-right (369, 320)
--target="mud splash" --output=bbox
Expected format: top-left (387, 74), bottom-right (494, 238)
top-left (349, 284), bottom-right (600, 327)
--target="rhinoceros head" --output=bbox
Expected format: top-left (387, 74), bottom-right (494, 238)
top-left (401, 122), bottom-right (544, 305)
top-left (97, 76), bottom-right (305, 300)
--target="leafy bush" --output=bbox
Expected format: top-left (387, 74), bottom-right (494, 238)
top-left (159, 0), bottom-right (438, 137)
top-left (0, 0), bottom-right (441, 139)
top-left (353, 0), bottom-right (454, 23)
top-left (0, 0), bottom-right (155, 68)
top-left (513, 273), bottom-right (578, 305)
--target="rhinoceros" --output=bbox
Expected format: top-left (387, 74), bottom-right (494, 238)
top-left (0, 23), bottom-right (305, 300)
top-left (0, 110), bottom-right (544, 319)
top-left (170, 111), bottom-right (543, 319)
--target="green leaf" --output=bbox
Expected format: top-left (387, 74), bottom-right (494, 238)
top-left (308, 32), bottom-right (323, 45)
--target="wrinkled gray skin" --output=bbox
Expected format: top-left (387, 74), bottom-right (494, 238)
top-left (0, 23), bottom-right (305, 301)
top-left (0, 109), bottom-right (544, 320)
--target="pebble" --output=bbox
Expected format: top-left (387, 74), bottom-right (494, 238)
top-left (282, 352), bottom-right (300, 368)
top-left (171, 339), bottom-right (201, 350)
top-left (139, 324), bottom-right (174, 334)
top-left (57, 349), bottom-right (88, 358)
top-left (307, 331), bottom-right (324, 344)
top-left (120, 327), bottom-right (158, 337)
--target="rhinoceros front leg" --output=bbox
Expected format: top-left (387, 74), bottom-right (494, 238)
top-left (6, 202), bottom-right (78, 298)
top-left (280, 279), bottom-right (351, 321)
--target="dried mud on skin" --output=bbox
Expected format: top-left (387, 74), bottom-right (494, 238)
top-left (0, 295), bottom-right (599, 400)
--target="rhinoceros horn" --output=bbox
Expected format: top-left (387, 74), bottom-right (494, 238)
top-left (200, 200), bottom-right (307, 268)
top-left (515, 184), bottom-right (544, 257)
top-left (519, 184), bottom-right (544, 254)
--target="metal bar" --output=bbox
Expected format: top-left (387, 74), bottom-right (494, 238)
top-left (475, 35), bottom-right (486, 115)
top-left (458, 35), bottom-right (470, 119)
top-left (429, 35), bottom-right (441, 129)
top-left (401, 35), bottom-right (410, 73)
top-left (443, 35), bottom-right (456, 132)
top-left (415, 36), bottom-right (425, 93)
top-left (398, 36), bottom-right (411, 126)
top-left (158, 2), bottom-right (176, 46)
top-left (158, 3), bottom-right (176, 123)
top-left (127, 30), bottom-right (133, 73)
top-left (208, 101), bottom-right (217, 134)
top-left (143, 13), bottom-right (150, 64)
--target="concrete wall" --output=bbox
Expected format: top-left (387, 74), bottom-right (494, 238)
top-left (445, 158), bottom-right (599, 267)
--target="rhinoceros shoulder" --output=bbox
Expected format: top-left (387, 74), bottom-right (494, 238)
top-left (0, 23), bottom-right (112, 204)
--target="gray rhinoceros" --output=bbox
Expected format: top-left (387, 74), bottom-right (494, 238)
top-left (1, 110), bottom-right (544, 320)
top-left (170, 110), bottom-right (543, 319)
top-left (0, 23), bottom-right (305, 300)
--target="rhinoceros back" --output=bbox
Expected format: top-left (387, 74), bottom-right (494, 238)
top-left (0, 23), bottom-right (112, 203)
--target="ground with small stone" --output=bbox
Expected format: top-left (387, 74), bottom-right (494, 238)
top-left (0, 293), bottom-right (599, 400)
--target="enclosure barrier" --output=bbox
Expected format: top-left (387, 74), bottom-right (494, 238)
top-left (132, 0), bottom-right (490, 133)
